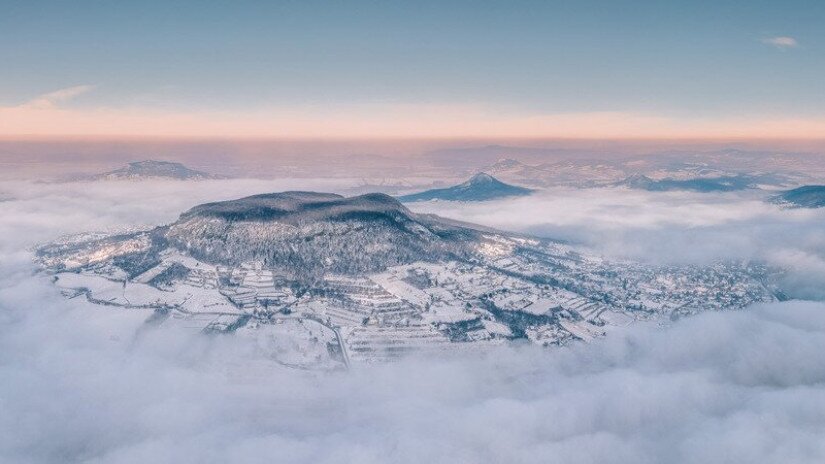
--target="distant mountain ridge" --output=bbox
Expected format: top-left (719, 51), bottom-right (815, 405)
top-left (479, 154), bottom-right (801, 189)
top-left (615, 174), bottom-right (758, 192)
top-left (398, 173), bottom-right (534, 202)
top-left (77, 160), bottom-right (221, 181)
top-left (771, 185), bottom-right (825, 208)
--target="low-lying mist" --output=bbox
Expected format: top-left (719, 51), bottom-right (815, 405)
top-left (408, 188), bottom-right (825, 300)
top-left (2, 179), bottom-right (824, 464)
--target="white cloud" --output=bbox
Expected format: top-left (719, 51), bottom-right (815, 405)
top-left (762, 36), bottom-right (799, 49)
top-left (1, 177), bottom-right (825, 463)
top-left (407, 188), bottom-right (825, 299)
top-left (20, 85), bottom-right (95, 109)
top-left (1, 275), bottom-right (824, 463)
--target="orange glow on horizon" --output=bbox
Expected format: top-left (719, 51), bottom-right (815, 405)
top-left (2, 103), bottom-right (824, 141)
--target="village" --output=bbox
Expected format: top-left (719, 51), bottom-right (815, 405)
top-left (46, 240), bottom-right (776, 369)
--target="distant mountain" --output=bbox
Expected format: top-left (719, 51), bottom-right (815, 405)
top-left (77, 160), bottom-right (221, 181)
top-left (615, 173), bottom-right (656, 190)
top-left (417, 145), bottom-right (580, 169)
top-left (398, 173), bottom-right (534, 202)
top-left (478, 153), bottom-right (804, 189)
top-left (487, 158), bottom-right (525, 171)
top-left (771, 185), bottom-right (825, 208)
top-left (484, 158), bottom-right (554, 183)
top-left (482, 158), bottom-right (631, 188)
top-left (615, 174), bottom-right (757, 192)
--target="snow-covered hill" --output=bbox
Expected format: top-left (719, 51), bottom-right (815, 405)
top-left (398, 173), bottom-right (533, 202)
top-left (75, 160), bottom-right (221, 181)
top-left (36, 190), bottom-right (780, 367)
top-left (771, 185), bottom-right (825, 208)
top-left (166, 192), bottom-right (483, 276)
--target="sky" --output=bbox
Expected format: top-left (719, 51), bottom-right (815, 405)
top-left (1, 0), bottom-right (824, 139)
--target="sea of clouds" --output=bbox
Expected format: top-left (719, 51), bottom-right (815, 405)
top-left (2, 179), bottom-right (825, 464)
top-left (409, 188), bottom-right (825, 300)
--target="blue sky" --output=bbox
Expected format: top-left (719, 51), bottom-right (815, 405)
top-left (1, 0), bottom-right (823, 138)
